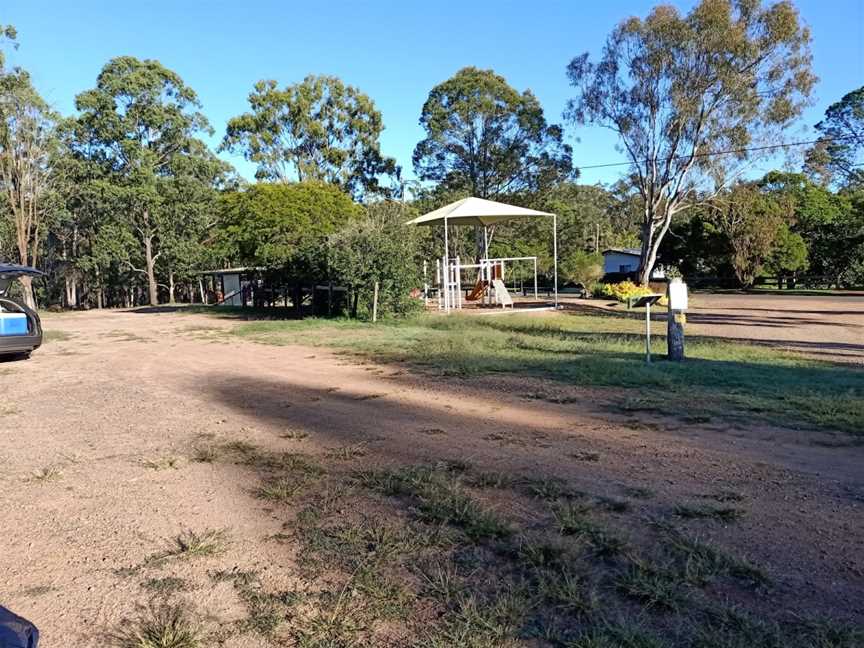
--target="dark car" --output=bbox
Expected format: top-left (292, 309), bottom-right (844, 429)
top-left (0, 263), bottom-right (43, 360)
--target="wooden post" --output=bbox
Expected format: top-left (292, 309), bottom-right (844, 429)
top-left (372, 281), bottom-right (379, 323)
top-left (667, 311), bottom-right (685, 361)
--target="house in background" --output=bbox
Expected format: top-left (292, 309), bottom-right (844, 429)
top-left (601, 248), bottom-right (666, 281)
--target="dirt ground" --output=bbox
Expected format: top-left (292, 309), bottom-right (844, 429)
top-left (1, 307), bottom-right (862, 646)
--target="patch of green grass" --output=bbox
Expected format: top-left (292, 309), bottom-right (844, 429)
top-left (520, 476), bottom-right (585, 501)
top-left (211, 569), bottom-right (297, 636)
top-left (536, 566), bottom-right (598, 616)
top-left (150, 529), bottom-right (229, 564)
top-left (552, 503), bottom-right (630, 558)
top-left (616, 560), bottom-right (688, 612)
top-left (113, 602), bottom-right (200, 648)
top-left (326, 443), bottom-right (368, 460)
top-left (356, 465), bottom-right (511, 541)
top-left (656, 522), bottom-right (768, 587)
top-left (673, 504), bottom-right (745, 522)
top-left (254, 475), bottom-right (305, 502)
top-left (141, 576), bottom-right (189, 595)
top-left (565, 620), bottom-right (666, 648)
top-left (225, 312), bottom-right (864, 435)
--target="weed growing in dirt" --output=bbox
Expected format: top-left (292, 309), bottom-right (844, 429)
top-left (356, 465), bottom-right (511, 540)
top-left (655, 522), bottom-right (768, 587)
top-left (27, 465), bottom-right (62, 483)
top-left (113, 602), bottom-right (200, 648)
top-left (141, 576), bottom-right (189, 595)
top-left (150, 529), bottom-right (229, 565)
top-left (210, 569), bottom-right (298, 636)
top-left (254, 476), bottom-right (305, 502)
top-left (142, 456), bottom-right (182, 470)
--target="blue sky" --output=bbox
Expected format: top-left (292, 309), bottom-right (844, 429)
top-left (4, 0), bottom-right (863, 188)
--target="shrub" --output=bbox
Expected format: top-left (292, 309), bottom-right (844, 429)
top-left (598, 280), bottom-right (654, 304)
top-left (329, 201), bottom-right (424, 319)
top-left (561, 251), bottom-right (604, 286)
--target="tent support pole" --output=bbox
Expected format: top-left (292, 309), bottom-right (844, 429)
top-left (444, 217), bottom-right (450, 313)
top-left (552, 213), bottom-right (558, 309)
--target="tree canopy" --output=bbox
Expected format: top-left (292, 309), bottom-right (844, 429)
top-left (567, 0), bottom-right (816, 284)
top-left (413, 67), bottom-right (573, 201)
top-left (222, 75), bottom-right (399, 198)
top-left (806, 86), bottom-right (864, 187)
top-left (69, 56), bottom-right (226, 305)
top-left (215, 181), bottom-right (361, 275)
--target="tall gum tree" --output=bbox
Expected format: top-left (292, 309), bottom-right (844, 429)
top-left (567, 0), bottom-right (816, 284)
top-left (805, 86), bottom-right (864, 187)
top-left (70, 56), bottom-right (214, 305)
top-left (0, 25), bottom-right (57, 307)
top-left (221, 75), bottom-right (399, 199)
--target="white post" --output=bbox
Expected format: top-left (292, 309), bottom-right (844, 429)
top-left (483, 227), bottom-right (490, 306)
top-left (552, 214), bottom-right (559, 309)
top-left (645, 301), bottom-right (652, 363)
top-left (423, 260), bottom-right (428, 306)
top-left (455, 256), bottom-right (462, 309)
top-left (444, 218), bottom-right (450, 313)
top-left (373, 281), bottom-right (379, 323)
top-left (533, 257), bottom-right (538, 300)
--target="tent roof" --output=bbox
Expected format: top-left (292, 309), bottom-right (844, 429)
top-left (405, 197), bottom-right (554, 227)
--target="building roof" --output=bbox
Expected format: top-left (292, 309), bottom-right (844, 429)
top-left (405, 197), bottom-right (554, 227)
top-left (602, 248), bottom-right (642, 257)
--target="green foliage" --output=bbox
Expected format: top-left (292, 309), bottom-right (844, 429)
top-left (413, 67), bottom-right (572, 200)
top-left (328, 201), bottom-right (423, 318)
top-left (69, 56), bottom-right (226, 304)
top-left (561, 251), bottom-right (604, 286)
top-left (567, 0), bottom-right (815, 284)
top-left (0, 24), bottom-right (57, 307)
top-left (806, 86), bottom-right (864, 187)
top-left (215, 181), bottom-right (361, 275)
top-left (222, 75), bottom-right (399, 198)
top-left (710, 183), bottom-right (788, 287)
top-left (766, 224), bottom-right (808, 277)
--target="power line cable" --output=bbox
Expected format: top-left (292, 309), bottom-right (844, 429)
top-left (576, 135), bottom-right (858, 171)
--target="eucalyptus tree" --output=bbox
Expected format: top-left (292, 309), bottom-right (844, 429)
top-left (222, 75), bottom-right (399, 198)
top-left (70, 56), bottom-right (219, 305)
top-left (805, 86), bottom-right (864, 187)
top-left (567, 0), bottom-right (816, 284)
top-left (413, 67), bottom-right (573, 201)
top-left (0, 24), bottom-right (58, 307)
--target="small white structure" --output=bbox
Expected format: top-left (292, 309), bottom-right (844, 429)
top-left (602, 248), bottom-right (666, 280)
top-left (406, 197), bottom-right (559, 312)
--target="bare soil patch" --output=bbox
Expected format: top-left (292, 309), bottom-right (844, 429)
top-left (0, 308), bottom-right (861, 646)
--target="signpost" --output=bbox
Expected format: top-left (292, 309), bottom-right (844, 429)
top-left (630, 293), bottom-right (664, 363)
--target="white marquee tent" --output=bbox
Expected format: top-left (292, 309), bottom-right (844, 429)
top-left (405, 197), bottom-right (558, 311)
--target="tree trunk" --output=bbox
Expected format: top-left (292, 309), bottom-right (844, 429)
top-left (143, 234), bottom-right (159, 306)
top-left (18, 275), bottom-right (36, 309)
top-left (168, 271), bottom-right (176, 305)
top-left (95, 267), bottom-right (103, 309)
